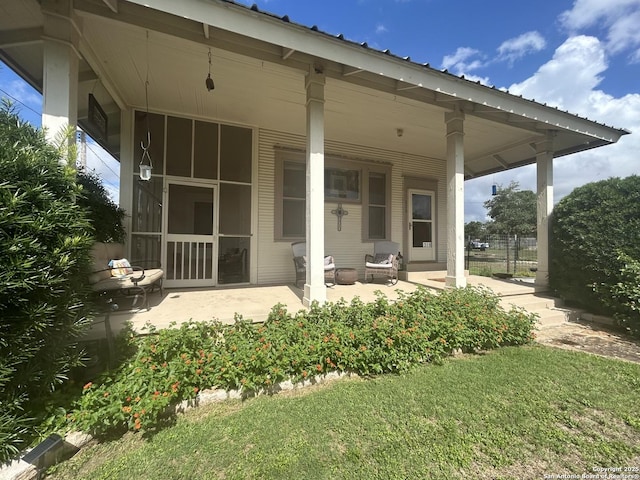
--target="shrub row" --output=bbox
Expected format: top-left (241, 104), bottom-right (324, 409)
top-left (550, 175), bottom-right (640, 328)
top-left (65, 286), bottom-right (537, 437)
top-left (593, 253), bottom-right (640, 336)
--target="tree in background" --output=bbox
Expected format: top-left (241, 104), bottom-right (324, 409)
top-left (483, 181), bottom-right (536, 237)
top-left (0, 102), bottom-right (95, 461)
top-left (483, 182), bottom-right (536, 273)
top-left (464, 221), bottom-right (488, 241)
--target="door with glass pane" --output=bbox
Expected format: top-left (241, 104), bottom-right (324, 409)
top-left (407, 189), bottom-right (435, 262)
top-left (164, 182), bottom-right (217, 287)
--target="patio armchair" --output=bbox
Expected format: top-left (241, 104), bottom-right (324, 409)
top-left (291, 242), bottom-right (336, 288)
top-left (364, 241), bottom-right (399, 285)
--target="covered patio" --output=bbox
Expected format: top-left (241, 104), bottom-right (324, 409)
top-left (0, 0), bottom-right (628, 309)
top-left (84, 275), bottom-right (541, 340)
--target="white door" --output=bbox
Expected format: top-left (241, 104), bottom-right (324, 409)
top-left (164, 181), bottom-right (217, 287)
top-left (407, 189), bottom-right (435, 262)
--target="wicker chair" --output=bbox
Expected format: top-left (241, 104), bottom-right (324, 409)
top-left (291, 242), bottom-right (336, 288)
top-left (364, 241), bottom-right (399, 285)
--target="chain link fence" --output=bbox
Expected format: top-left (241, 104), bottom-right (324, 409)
top-left (465, 235), bottom-right (537, 277)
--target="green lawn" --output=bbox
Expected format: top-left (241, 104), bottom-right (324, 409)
top-left (46, 346), bottom-right (640, 480)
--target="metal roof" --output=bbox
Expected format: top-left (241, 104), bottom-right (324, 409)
top-left (221, 0), bottom-right (628, 136)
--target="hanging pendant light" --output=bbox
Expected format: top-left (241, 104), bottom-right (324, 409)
top-left (139, 31), bottom-right (153, 181)
top-left (139, 129), bottom-right (153, 181)
top-left (206, 48), bottom-right (215, 91)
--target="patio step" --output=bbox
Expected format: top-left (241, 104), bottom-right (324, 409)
top-left (499, 293), bottom-right (582, 329)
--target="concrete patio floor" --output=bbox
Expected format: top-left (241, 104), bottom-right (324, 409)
top-left (85, 275), bottom-right (540, 340)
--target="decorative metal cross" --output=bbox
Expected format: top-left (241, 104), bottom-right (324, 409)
top-left (331, 203), bottom-right (349, 231)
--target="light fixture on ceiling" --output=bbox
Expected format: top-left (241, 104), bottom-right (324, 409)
top-left (205, 48), bottom-right (215, 91)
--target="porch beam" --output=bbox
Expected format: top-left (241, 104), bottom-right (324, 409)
top-left (395, 80), bottom-right (421, 91)
top-left (342, 66), bottom-right (364, 77)
top-left (78, 69), bottom-right (99, 83)
top-left (535, 132), bottom-right (555, 289)
top-left (464, 166), bottom-right (476, 178)
top-left (0, 27), bottom-right (43, 48)
top-left (445, 110), bottom-right (466, 288)
top-left (303, 65), bottom-right (327, 307)
top-left (282, 47), bottom-right (295, 60)
top-left (102, 0), bottom-right (118, 14)
top-left (464, 135), bottom-right (543, 171)
top-left (493, 154), bottom-right (509, 169)
top-left (77, 30), bottom-right (127, 110)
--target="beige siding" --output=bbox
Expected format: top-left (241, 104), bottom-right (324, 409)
top-left (257, 129), bottom-right (447, 285)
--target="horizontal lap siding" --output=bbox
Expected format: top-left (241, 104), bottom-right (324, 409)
top-left (257, 129), bottom-right (447, 285)
top-left (393, 153), bottom-right (447, 263)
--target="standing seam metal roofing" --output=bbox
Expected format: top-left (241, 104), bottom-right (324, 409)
top-left (218, 0), bottom-right (628, 134)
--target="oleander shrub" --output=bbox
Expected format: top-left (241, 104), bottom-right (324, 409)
top-left (76, 169), bottom-right (126, 243)
top-left (593, 252), bottom-right (640, 336)
top-left (549, 176), bottom-right (640, 330)
top-left (0, 104), bottom-right (95, 462)
top-left (66, 286), bottom-right (537, 437)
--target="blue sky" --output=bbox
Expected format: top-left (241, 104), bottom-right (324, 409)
top-left (2, 0), bottom-right (639, 221)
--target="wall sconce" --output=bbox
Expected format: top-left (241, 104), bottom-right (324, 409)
top-left (205, 49), bottom-right (215, 91)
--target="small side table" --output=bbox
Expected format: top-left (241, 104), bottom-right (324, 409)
top-left (335, 268), bottom-right (358, 285)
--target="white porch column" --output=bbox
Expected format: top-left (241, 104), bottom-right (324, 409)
top-left (535, 133), bottom-right (554, 289)
top-left (445, 110), bottom-right (467, 288)
top-left (119, 109), bottom-right (135, 256)
top-left (303, 66), bottom-right (327, 307)
top-left (41, 0), bottom-right (80, 154)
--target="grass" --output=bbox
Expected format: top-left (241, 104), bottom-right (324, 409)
top-left (45, 346), bottom-right (640, 480)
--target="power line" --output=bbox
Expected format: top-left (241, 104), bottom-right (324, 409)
top-left (1, 85), bottom-right (122, 198)
top-left (83, 138), bottom-right (120, 180)
top-left (0, 86), bottom-right (41, 117)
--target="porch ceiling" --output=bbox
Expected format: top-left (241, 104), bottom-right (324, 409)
top-left (0, 0), bottom-right (628, 178)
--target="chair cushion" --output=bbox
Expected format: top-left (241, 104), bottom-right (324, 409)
top-left (324, 263), bottom-right (336, 271)
top-left (91, 268), bottom-right (164, 292)
top-left (373, 253), bottom-right (393, 264)
top-left (366, 261), bottom-right (393, 269)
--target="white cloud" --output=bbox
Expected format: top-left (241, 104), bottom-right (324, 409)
top-left (375, 23), bottom-right (388, 34)
top-left (497, 31), bottom-right (546, 64)
top-left (465, 34), bottom-right (640, 222)
top-left (507, 36), bottom-right (606, 113)
top-left (606, 10), bottom-right (640, 56)
top-left (442, 32), bottom-right (545, 86)
top-left (560, 0), bottom-right (640, 58)
top-left (441, 47), bottom-right (485, 73)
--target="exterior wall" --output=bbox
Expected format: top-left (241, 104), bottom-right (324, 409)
top-left (257, 128), bottom-right (447, 285)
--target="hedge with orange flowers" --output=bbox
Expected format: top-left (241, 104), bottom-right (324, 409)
top-left (67, 286), bottom-right (536, 436)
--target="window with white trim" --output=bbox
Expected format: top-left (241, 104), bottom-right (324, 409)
top-left (275, 151), bottom-right (391, 241)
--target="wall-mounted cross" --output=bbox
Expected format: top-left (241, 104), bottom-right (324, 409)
top-left (331, 203), bottom-right (349, 231)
